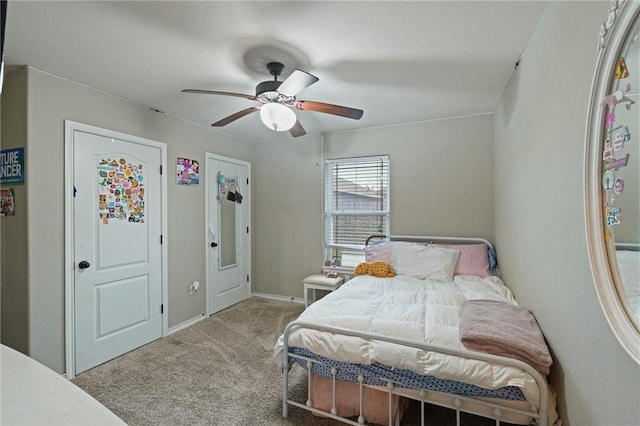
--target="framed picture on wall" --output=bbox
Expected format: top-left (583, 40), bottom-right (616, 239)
top-left (176, 157), bottom-right (199, 186)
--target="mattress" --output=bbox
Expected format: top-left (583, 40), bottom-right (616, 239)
top-left (290, 346), bottom-right (525, 400)
top-left (275, 274), bottom-right (548, 411)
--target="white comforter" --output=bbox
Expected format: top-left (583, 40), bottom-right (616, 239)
top-left (275, 274), bottom-right (545, 408)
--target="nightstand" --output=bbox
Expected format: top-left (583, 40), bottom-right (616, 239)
top-left (303, 274), bottom-right (344, 308)
top-left (321, 265), bottom-right (355, 282)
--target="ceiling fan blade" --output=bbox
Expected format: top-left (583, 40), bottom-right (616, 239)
top-left (277, 70), bottom-right (319, 97)
top-left (182, 89), bottom-right (257, 101)
top-left (211, 107), bottom-right (259, 127)
top-left (289, 120), bottom-right (307, 138)
top-left (295, 100), bottom-right (364, 120)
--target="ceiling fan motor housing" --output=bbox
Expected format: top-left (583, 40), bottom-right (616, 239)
top-left (255, 80), bottom-right (295, 104)
top-left (255, 80), bottom-right (281, 96)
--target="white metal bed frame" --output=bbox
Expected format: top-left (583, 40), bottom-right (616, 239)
top-left (281, 322), bottom-right (549, 426)
top-left (280, 235), bottom-right (551, 426)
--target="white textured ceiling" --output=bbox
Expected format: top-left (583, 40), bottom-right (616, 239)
top-left (4, 1), bottom-right (547, 143)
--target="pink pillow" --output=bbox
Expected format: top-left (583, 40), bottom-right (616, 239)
top-left (434, 243), bottom-right (491, 277)
top-left (364, 241), bottom-right (393, 263)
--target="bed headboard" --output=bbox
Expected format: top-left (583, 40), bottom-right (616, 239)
top-left (616, 242), bottom-right (640, 252)
top-left (388, 235), bottom-right (494, 250)
top-left (366, 235), bottom-right (499, 277)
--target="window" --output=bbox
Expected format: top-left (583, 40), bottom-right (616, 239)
top-left (324, 155), bottom-right (390, 265)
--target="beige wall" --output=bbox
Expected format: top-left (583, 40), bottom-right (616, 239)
top-left (252, 135), bottom-right (324, 297)
top-left (494, 1), bottom-right (639, 425)
top-left (324, 116), bottom-right (495, 239)
top-left (0, 67), bottom-right (29, 353)
top-left (1, 67), bottom-right (253, 372)
top-left (253, 114), bottom-right (495, 297)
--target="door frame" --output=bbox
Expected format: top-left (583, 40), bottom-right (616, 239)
top-left (63, 120), bottom-right (168, 379)
top-left (204, 153), bottom-right (251, 316)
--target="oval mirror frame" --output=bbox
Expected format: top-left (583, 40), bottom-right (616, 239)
top-left (585, 0), bottom-right (640, 364)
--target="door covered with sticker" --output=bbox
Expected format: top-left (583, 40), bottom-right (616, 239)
top-left (98, 158), bottom-right (145, 224)
top-left (73, 130), bottom-right (163, 374)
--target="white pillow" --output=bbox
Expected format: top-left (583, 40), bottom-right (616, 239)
top-left (390, 242), bottom-right (459, 281)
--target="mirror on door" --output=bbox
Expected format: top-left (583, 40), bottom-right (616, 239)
top-left (217, 172), bottom-right (238, 269)
top-left (220, 192), bottom-right (237, 269)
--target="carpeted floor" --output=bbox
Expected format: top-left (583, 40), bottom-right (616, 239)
top-left (72, 297), bottom-right (511, 426)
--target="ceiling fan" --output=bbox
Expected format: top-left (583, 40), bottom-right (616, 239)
top-left (182, 62), bottom-right (363, 137)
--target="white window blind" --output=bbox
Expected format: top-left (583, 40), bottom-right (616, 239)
top-left (324, 155), bottom-right (390, 252)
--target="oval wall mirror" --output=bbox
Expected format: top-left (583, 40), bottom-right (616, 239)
top-left (585, 0), bottom-right (640, 364)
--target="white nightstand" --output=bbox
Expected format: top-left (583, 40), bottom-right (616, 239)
top-left (303, 274), bottom-right (344, 308)
top-left (321, 265), bottom-right (355, 282)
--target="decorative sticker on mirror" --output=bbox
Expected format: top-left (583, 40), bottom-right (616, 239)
top-left (603, 137), bottom-right (613, 160)
top-left (615, 57), bottom-right (630, 79)
top-left (98, 158), bottom-right (145, 225)
top-left (601, 57), bottom-right (635, 231)
top-left (604, 153), bottom-right (630, 171)
top-left (614, 178), bottom-right (625, 194)
top-left (603, 170), bottom-right (615, 191)
top-left (606, 207), bottom-right (622, 226)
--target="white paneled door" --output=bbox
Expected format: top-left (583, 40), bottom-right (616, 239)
top-left (206, 154), bottom-right (250, 315)
top-left (71, 127), bottom-right (164, 374)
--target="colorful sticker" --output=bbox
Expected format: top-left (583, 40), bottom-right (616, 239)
top-left (604, 153), bottom-right (630, 171)
top-left (98, 158), bottom-right (145, 225)
top-left (606, 207), bottom-right (622, 226)
top-left (603, 138), bottom-right (613, 160)
top-left (0, 188), bottom-right (14, 216)
top-left (610, 125), bottom-right (630, 151)
top-left (602, 170), bottom-right (615, 191)
top-left (614, 178), bottom-right (624, 194)
top-left (614, 57), bottom-right (629, 79)
top-left (605, 111), bottom-right (616, 129)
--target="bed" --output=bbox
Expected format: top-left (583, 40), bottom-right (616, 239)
top-left (274, 235), bottom-right (560, 426)
top-left (615, 244), bottom-right (639, 324)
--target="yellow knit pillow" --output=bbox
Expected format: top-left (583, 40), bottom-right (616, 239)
top-left (354, 262), bottom-right (369, 276)
top-left (369, 261), bottom-right (396, 277)
top-left (354, 261), bottom-right (396, 278)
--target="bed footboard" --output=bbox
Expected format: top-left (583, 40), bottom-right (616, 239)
top-left (281, 320), bottom-right (550, 426)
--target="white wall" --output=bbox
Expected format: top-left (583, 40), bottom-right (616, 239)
top-left (494, 2), bottom-right (639, 425)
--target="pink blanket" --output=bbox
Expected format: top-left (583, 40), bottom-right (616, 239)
top-left (459, 299), bottom-right (552, 375)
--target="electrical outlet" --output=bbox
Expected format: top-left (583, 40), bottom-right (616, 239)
top-left (189, 281), bottom-right (200, 295)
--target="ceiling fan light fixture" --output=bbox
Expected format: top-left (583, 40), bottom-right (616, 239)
top-left (260, 102), bottom-right (296, 132)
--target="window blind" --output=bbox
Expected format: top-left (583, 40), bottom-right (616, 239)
top-left (324, 155), bottom-right (390, 249)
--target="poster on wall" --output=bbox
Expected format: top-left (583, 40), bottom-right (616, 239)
top-left (97, 157), bottom-right (145, 225)
top-left (0, 147), bottom-right (25, 186)
top-left (176, 157), bottom-right (199, 186)
top-left (0, 188), bottom-right (14, 216)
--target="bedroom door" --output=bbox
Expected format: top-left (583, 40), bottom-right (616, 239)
top-left (68, 123), bottom-right (166, 375)
top-left (206, 154), bottom-right (251, 315)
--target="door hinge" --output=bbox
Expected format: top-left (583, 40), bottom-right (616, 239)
top-left (246, 226), bottom-right (249, 234)
top-left (160, 165), bottom-right (163, 175)
top-left (247, 275), bottom-right (250, 282)
top-left (160, 235), bottom-right (163, 244)
top-left (161, 304), bottom-right (164, 314)
top-left (246, 178), bottom-right (249, 185)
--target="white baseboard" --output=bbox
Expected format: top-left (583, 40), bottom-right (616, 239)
top-left (252, 292), bottom-right (304, 305)
top-left (168, 313), bottom-right (206, 335)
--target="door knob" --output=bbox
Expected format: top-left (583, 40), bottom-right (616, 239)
top-left (210, 242), bottom-right (218, 248)
top-left (78, 260), bottom-right (90, 269)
